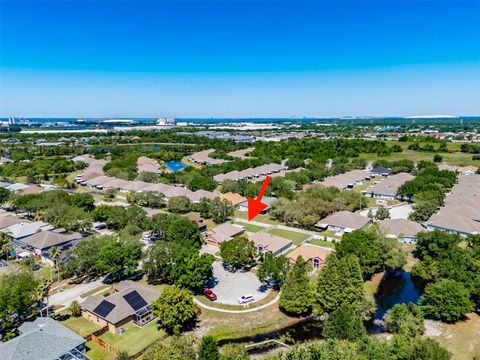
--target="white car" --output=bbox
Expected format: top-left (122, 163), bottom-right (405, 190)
top-left (238, 295), bottom-right (254, 304)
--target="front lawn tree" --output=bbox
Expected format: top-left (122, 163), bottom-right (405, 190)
top-left (152, 285), bottom-right (197, 334)
top-left (279, 256), bottom-right (312, 316)
top-left (375, 205), bottom-right (390, 220)
top-left (220, 236), bottom-right (256, 270)
top-left (257, 252), bottom-right (290, 288)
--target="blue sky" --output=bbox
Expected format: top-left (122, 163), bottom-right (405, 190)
top-left (1, 1), bottom-right (479, 117)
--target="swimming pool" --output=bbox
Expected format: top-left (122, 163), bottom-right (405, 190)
top-left (166, 160), bottom-right (186, 172)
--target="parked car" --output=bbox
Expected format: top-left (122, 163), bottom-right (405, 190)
top-left (204, 289), bottom-right (217, 301)
top-left (238, 294), bottom-right (254, 304)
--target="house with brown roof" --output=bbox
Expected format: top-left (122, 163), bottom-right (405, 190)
top-left (204, 223), bottom-right (245, 246)
top-left (81, 280), bottom-right (160, 334)
top-left (287, 244), bottom-right (333, 271)
top-left (248, 232), bottom-right (292, 256)
top-left (187, 215), bottom-right (207, 231)
top-left (377, 218), bottom-right (425, 243)
top-left (219, 192), bottom-right (247, 207)
top-left (316, 211), bottom-right (370, 234)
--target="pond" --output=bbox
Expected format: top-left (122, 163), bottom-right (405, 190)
top-left (374, 270), bottom-right (423, 320)
top-left (220, 269), bottom-right (424, 354)
top-left (166, 160), bottom-right (186, 172)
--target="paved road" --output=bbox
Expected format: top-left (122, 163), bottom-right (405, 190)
top-left (49, 277), bottom-right (105, 309)
top-left (193, 293), bottom-right (280, 314)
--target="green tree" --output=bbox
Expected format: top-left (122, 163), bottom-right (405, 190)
top-left (420, 279), bottom-right (474, 322)
top-left (167, 196), bottom-right (192, 213)
top-left (167, 217), bottom-right (201, 248)
top-left (257, 253), bottom-right (290, 288)
top-left (279, 256), bottom-right (312, 316)
top-left (0, 270), bottom-right (38, 336)
top-left (433, 154), bottom-right (443, 163)
top-left (198, 335), bottom-right (220, 360)
top-left (375, 205), bottom-right (390, 220)
top-left (315, 254), bottom-right (367, 317)
top-left (0, 187), bottom-right (11, 204)
top-left (322, 305), bottom-right (367, 341)
top-left (152, 285), bottom-right (197, 334)
top-left (70, 192), bottom-right (95, 211)
top-left (209, 198), bottom-right (234, 224)
top-left (220, 236), bottom-right (256, 270)
top-left (69, 300), bottom-right (82, 317)
top-left (336, 230), bottom-right (393, 279)
top-left (383, 302), bottom-right (425, 336)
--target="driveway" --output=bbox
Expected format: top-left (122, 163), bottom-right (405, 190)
top-left (205, 261), bottom-right (270, 305)
top-left (49, 277), bottom-right (105, 309)
top-left (360, 203), bottom-right (412, 220)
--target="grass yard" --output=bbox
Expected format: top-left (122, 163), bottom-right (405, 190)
top-left (359, 148), bottom-right (480, 167)
top-left (61, 316), bottom-right (101, 337)
top-left (234, 211), bottom-right (282, 225)
top-left (80, 285), bottom-right (112, 298)
top-left (234, 221), bottom-right (265, 233)
top-left (431, 313), bottom-right (480, 360)
top-left (308, 238), bottom-right (336, 248)
top-left (195, 290), bottom-right (278, 311)
top-left (100, 321), bottom-right (166, 355)
top-left (85, 341), bottom-right (115, 360)
top-left (267, 228), bottom-right (310, 245)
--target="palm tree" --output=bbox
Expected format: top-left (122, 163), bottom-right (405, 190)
top-left (0, 232), bottom-right (11, 260)
top-left (49, 246), bottom-right (61, 283)
top-left (34, 279), bottom-right (52, 317)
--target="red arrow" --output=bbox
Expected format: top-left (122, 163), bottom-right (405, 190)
top-left (247, 176), bottom-right (271, 221)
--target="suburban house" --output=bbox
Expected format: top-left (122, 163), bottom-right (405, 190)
top-left (377, 218), bottom-right (425, 243)
top-left (248, 232), bottom-right (292, 256)
top-left (287, 244), bottom-right (333, 271)
top-left (457, 165), bottom-right (478, 175)
top-left (81, 280), bottom-right (160, 334)
top-left (315, 211), bottom-right (370, 234)
top-left (0, 212), bottom-right (30, 230)
top-left (317, 170), bottom-right (371, 190)
top-left (426, 174), bottom-right (480, 237)
top-left (369, 166), bottom-right (391, 176)
top-left (0, 317), bottom-right (87, 360)
top-left (238, 196), bottom-right (277, 213)
top-left (2, 221), bottom-right (53, 241)
top-left (203, 223), bottom-right (245, 246)
top-left (187, 215), bottom-right (207, 231)
top-left (363, 172), bottom-right (414, 200)
top-left (16, 229), bottom-right (83, 264)
top-left (219, 192), bottom-right (247, 208)
top-left (427, 213), bottom-right (480, 237)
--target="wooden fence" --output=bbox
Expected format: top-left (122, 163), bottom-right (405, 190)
top-left (84, 326), bottom-right (119, 355)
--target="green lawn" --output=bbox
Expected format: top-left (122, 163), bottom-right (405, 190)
top-left (267, 228), bottom-right (310, 245)
top-left (85, 341), bottom-right (115, 360)
top-left (359, 148), bottom-right (480, 167)
top-left (100, 320), bottom-right (166, 355)
top-left (308, 238), bottom-right (336, 248)
top-left (61, 316), bottom-right (101, 337)
top-left (234, 221), bottom-right (265, 233)
top-left (80, 285), bottom-right (112, 298)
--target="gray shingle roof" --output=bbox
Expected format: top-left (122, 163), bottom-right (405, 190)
top-left (0, 318), bottom-right (85, 360)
